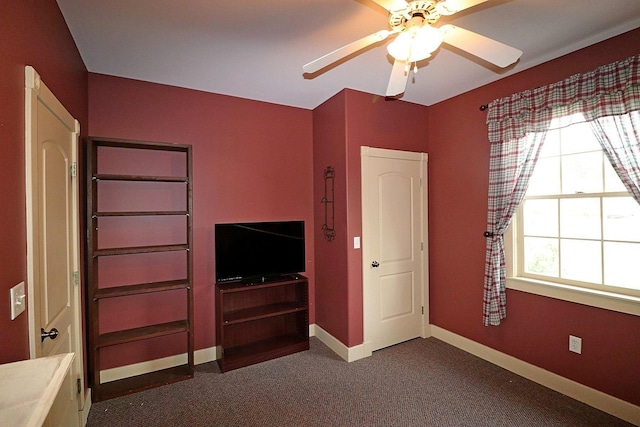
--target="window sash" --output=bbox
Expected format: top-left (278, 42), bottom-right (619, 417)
top-left (516, 192), bottom-right (640, 298)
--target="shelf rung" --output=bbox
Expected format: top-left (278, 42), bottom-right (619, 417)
top-left (223, 303), bottom-right (307, 325)
top-left (93, 211), bottom-right (189, 217)
top-left (94, 173), bottom-right (188, 182)
top-left (96, 320), bottom-right (189, 347)
top-left (217, 275), bottom-right (305, 292)
top-left (219, 334), bottom-right (309, 372)
top-left (92, 139), bottom-right (191, 152)
top-left (94, 280), bottom-right (190, 300)
top-left (95, 365), bottom-right (193, 402)
top-left (93, 244), bottom-right (188, 256)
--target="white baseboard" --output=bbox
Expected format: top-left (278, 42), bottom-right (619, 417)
top-left (195, 345), bottom-right (218, 365)
top-left (100, 353), bottom-right (186, 383)
top-left (312, 322), bottom-right (434, 362)
top-left (100, 324), bottom-right (319, 382)
top-left (80, 388), bottom-right (91, 427)
top-left (100, 346), bottom-right (218, 383)
top-left (312, 324), bottom-right (369, 362)
top-left (430, 325), bottom-right (640, 426)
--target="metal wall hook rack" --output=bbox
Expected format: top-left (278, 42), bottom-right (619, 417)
top-left (321, 166), bottom-right (335, 241)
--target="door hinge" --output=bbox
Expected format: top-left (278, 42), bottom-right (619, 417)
top-left (422, 306), bottom-right (424, 315)
top-left (77, 378), bottom-right (81, 394)
top-left (70, 162), bottom-right (77, 177)
top-left (419, 177), bottom-right (422, 187)
top-left (73, 271), bottom-right (79, 287)
top-left (421, 242), bottom-right (423, 251)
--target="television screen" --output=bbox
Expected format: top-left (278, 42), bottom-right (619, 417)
top-left (215, 221), bottom-right (305, 283)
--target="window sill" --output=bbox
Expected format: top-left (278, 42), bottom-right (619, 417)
top-left (506, 277), bottom-right (640, 317)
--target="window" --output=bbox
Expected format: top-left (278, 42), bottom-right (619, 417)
top-left (510, 117), bottom-right (640, 306)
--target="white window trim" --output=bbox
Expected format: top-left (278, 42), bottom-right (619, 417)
top-left (504, 220), bottom-right (640, 317)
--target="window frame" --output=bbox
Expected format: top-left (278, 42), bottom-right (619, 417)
top-left (505, 221), bottom-right (640, 316)
top-left (505, 122), bottom-right (640, 317)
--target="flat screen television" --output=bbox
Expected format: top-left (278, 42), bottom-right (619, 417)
top-left (215, 220), bottom-right (305, 283)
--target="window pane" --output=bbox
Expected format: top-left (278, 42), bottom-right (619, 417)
top-left (603, 159), bottom-right (628, 192)
top-left (603, 197), bottom-right (640, 242)
top-left (560, 239), bottom-right (601, 284)
top-left (528, 157), bottom-right (560, 196)
top-left (560, 198), bottom-right (601, 239)
top-left (518, 115), bottom-right (638, 298)
top-left (560, 122), bottom-right (602, 155)
top-left (524, 237), bottom-right (559, 277)
top-left (523, 199), bottom-right (558, 237)
top-left (539, 130), bottom-right (560, 158)
top-left (561, 152), bottom-right (603, 194)
top-left (604, 242), bottom-right (640, 290)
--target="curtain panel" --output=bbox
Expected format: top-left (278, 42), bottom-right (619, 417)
top-left (588, 112), bottom-right (640, 203)
top-left (483, 131), bottom-right (547, 326)
top-left (482, 54), bottom-right (640, 326)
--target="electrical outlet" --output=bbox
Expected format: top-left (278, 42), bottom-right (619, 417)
top-left (10, 281), bottom-right (26, 320)
top-left (569, 335), bottom-right (582, 354)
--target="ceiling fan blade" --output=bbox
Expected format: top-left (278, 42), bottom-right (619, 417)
top-left (303, 30), bottom-right (394, 74)
top-left (386, 59), bottom-right (410, 97)
top-left (441, 24), bottom-right (522, 68)
top-left (370, 0), bottom-right (409, 12)
top-left (437, 0), bottom-right (489, 15)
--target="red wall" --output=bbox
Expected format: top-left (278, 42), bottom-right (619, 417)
top-left (4, 0), bottom-right (638, 408)
top-left (313, 89), bottom-right (429, 346)
top-left (0, 0), bottom-right (87, 364)
top-left (88, 74), bottom-right (314, 365)
top-left (313, 92), bottom-right (349, 344)
top-left (428, 28), bottom-right (640, 405)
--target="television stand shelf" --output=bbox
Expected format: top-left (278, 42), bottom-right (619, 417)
top-left (215, 276), bottom-right (309, 372)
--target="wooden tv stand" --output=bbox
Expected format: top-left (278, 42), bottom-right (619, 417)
top-left (215, 275), bottom-right (309, 372)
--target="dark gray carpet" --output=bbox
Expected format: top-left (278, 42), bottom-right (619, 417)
top-left (87, 337), bottom-right (633, 426)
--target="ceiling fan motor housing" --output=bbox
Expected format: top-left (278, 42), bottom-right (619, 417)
top-left (389, 1), bottom-right (441, 30)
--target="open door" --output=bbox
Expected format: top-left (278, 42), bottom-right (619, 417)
top-left (25, 66), bottom-right (84, 427)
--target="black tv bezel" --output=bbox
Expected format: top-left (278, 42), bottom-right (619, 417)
top-left (214, 220), bottom-right (305, 284)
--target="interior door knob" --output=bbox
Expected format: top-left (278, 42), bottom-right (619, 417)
top-left (41, 327), bottom-right (59, 343)
top-left (371, 261), bottom-right (380, 268)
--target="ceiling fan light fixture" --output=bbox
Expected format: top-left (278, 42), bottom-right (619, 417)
top-left (387, 24), bottom-right (444, 62)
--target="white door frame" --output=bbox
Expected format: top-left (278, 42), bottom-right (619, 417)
top-left (361, 146), bottom-right (429, 357)
top-left (25, 66), bottom-right (86, 412)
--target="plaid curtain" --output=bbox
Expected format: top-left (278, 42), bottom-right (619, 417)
top-left (483, 132), bottom-right (546, 325)
top-left (589, 111), bottom-right (640, 204)
top-left (483, 54), bottom-right (640, 326)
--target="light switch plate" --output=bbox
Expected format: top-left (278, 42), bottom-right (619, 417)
top-left (10, 281), bottom-right (26, 320)
top-left (569, 335), bottom-right (582, 354)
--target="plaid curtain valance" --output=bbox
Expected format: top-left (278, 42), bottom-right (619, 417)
top-left (486, 54), bottom-right (640, 143)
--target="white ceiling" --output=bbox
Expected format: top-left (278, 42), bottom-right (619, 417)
top-left (55, 0), bottom-right (640, 110)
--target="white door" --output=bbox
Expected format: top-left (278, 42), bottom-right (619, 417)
top-left (25, 67), bottom-right (83, 427)
top-left (361, 147), bottom-right (428, 355)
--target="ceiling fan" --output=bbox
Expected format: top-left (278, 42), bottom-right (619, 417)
top-left (303, 0), bottom-right (522, 98)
